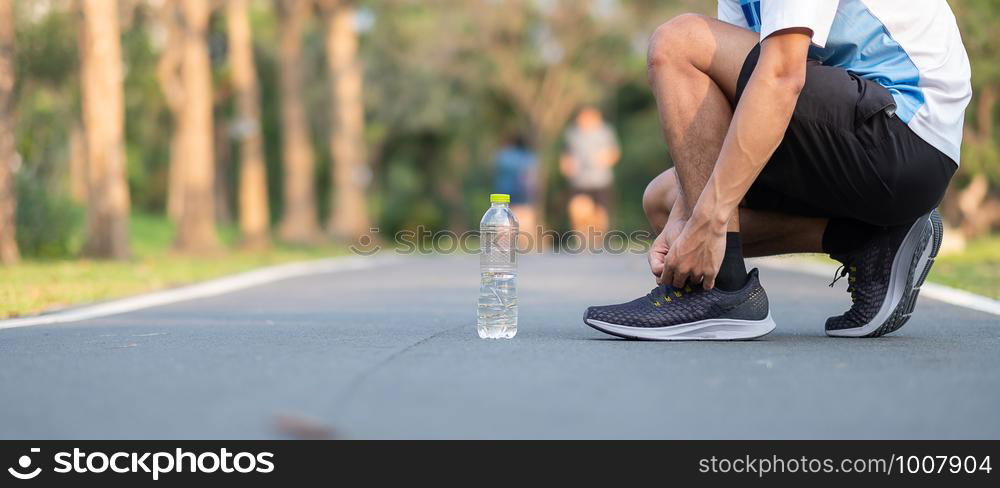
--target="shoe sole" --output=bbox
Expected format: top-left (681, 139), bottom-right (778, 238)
top-left (826, 210), bottom-right (941, 338)
top-left (585, 312), bottom-right (776, 341)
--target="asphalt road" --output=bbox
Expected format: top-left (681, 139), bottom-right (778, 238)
top-left (1, 253), bottom-right (998, 439)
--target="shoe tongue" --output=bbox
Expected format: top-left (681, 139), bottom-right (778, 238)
top-left (648, 283), bottom-right (688, 296)
top-left (653, 283), bottom-right (673, 295)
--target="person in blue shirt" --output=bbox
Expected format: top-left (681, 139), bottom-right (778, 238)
top-left (493, 134), bottom-right (537, 240)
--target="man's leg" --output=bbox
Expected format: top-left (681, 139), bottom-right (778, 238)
top-left (591, 189), bottom-right (610, 235)
top-left (647, 14), bottom-right (757, 213)
top-left (646, 14), bottom-right (766, 289)
top-left (568, 193), bottom-right (591, 235)
top-left (643, 168), bottom-right (828, 257)
top-left (568, 193), bottom-right (594, 249)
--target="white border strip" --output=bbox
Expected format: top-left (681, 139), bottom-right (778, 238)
top-left (0, 255), bottom-right (395, 330)
top-left (751, 256), bottom-right (1000, 316)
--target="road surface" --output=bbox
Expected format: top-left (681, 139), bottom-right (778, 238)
top-left (1, 253), bottom-right (997, 439)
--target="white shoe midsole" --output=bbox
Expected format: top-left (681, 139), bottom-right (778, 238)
top-left (586, 312), bottom-right (776, 341)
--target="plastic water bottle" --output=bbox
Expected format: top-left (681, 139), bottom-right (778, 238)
top-left (478, 193), bottom-right (518, 339)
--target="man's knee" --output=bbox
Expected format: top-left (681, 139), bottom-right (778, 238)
top-left (647, 13), bottom-right (712, 72)
top-left (643, 168), bottom-right (678, 222)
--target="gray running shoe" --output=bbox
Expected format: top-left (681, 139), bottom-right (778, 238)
top-left (826, 210), bottom-right (943, 337)
top-left (584, 269), bottom-right (775, 341)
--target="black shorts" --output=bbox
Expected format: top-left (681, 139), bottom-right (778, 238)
top-left (738, 44), bottom-right (956, 227)
top-left (572, 186), bottom-right (613, 211)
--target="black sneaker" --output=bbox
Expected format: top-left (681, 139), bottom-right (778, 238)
top-left (583, 269), bottom-right (775, 341)
top-left (825, 210), bottom-right (943, 337)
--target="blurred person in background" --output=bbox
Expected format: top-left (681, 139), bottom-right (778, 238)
top-left (493, 133), bottom-right (538, 246)
top-left (560, 107), bottom-right (620, 245)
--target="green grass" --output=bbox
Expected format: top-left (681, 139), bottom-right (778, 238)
top-left (0, 214), bottom-right (347, 319)
top-left (928, 234), bottom-right (1000, 299)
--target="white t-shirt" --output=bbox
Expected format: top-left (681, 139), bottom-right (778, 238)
top-left (718, 0), bottom-right (972, 164)
top-left (565, 124), bottom-right (619, 189)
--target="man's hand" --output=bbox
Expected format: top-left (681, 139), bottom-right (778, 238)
top-left (648, 190), bottom-right (689, 280)
top-left (648, 215), bottom-right (685, 280)
top-left (660, 216), bottom-right (726, 289)
top-left (597, 148), bottom-right (621, 168)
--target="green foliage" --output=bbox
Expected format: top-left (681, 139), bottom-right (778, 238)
top-left (611, 82), bottom-right (671, 232)
top-left (121, 8), bottom-right (173, 213)
top-left (960, 136), bottom-right (1000, 187)
top-left (14, 6), bottom-right (78, 87)
top-left (13, 172), bottom-right (82, 258)
top-left (951, 0), bottom-right (1000, 89)
top-left (13, 5), bottom-right (78, 190)
top-left (950, 0), bottom-right (1000, 194)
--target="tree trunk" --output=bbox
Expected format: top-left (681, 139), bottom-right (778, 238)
top-left (79, 0), bottom-right (131, 260)
top-left (157, 1), bottom-right (186, 222)
top-left (173, 0), bottom-right (220, 253)
top-left (213, 116), bottom-right (233, 224)
top-left (276, 0), bottom-right (320, 243)
top-left (227, 0), bottom-right (270, 248)
top-left (530, 124), bottom-right (560, 233)
top-left (322, 0), bottom-right (370, 240)
top-left (0, 0), bottom-right (19, 265)
top-left (974, 85), bottom-right (996, 142)
top-left (69, 122), bottom-right (88, 203)
top-left (438, 144), bottom-right (469, 233)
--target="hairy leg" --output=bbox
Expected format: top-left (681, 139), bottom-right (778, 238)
top-left (643, 168), bottom-right (827, 257)
top-left (647, 14), bottom-right (760, 231)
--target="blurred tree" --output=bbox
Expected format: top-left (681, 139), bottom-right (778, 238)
top-left (227, 0), bottom-right (270, 248)
top-left (361, 0), bottom-right (670, 235)
top-left (452, 0), bottom-right (631, 226)
top-left (158, 0), bottom-right (185, 223)
top-left (165, 0), bottom-right (221, 253)
top-left (275, 0), bottom-right (321, 243)
top-left (78, 0), bottom-right (130, 259)
top-left (68, 122), bottom-right (86, 203)
top-left (945, 0), bottom-right (1000, 239)
top-left (320, 0), bottom-right (370, 240)
top-left (0, 0), bottom-right (18, 265)
top-left (359, 1), bottom-right (482, 234)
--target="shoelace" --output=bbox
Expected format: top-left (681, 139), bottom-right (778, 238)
top-left (829, 264), bottom-right (859, 301)
top-left (646, 283), bottom-right (695, 307)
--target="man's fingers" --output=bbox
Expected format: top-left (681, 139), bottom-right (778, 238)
top-left (659, 267), bottom-right (673, 286)
top-left (702, 273), bottom-right (716, 290)
top-left (671, 269), bottom-right (688, 288)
